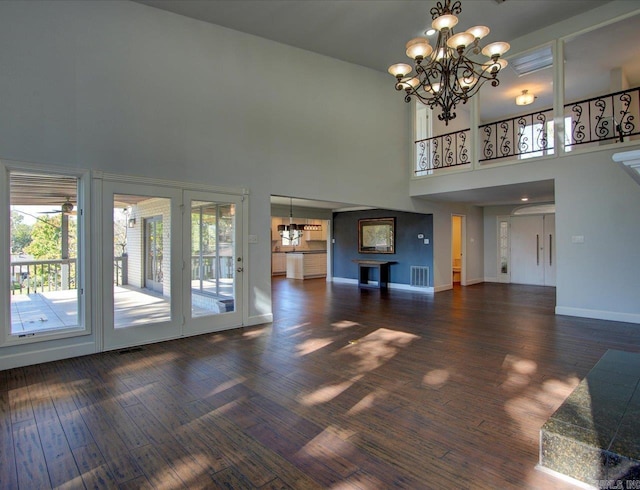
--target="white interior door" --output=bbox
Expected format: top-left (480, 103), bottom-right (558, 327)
top-left (510, 214), bottom-right (556, 286)
top-left (543, 214), bottom-right (556, 286)
top-left (183, 190), bottom-right (243, 335)
top-left (510, 215), bottom-right (545, 285)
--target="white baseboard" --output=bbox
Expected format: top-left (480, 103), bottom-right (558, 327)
top-left (0, 341), bottom-right (96, 371)
top-left (332, 277), bottom-right (358, 285)
top-left (245, 313), bottom-right (273, 326)
top-left (464, 278), bottom-right (484, 286)
top-left (331, 277), bottom-right (433, 293)
top-left (484, 276), bottom-right (499, 283)
top-left (434, 284), bottom-right (453, 292)
top-left (555, 306), bottom-right (640, 324)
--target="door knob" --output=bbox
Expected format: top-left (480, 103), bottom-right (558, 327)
top-left (237, 267), bottom-right (244, 272)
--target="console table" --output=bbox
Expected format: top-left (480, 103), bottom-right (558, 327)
top-left (352, 260), bottom-right (395, 289)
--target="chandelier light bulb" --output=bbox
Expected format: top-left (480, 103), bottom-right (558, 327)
top-left (481, 41), bottom-right (511, 58)
top-left (483, 58), bottom-right (508, 74)
top-left (466, 26), bottom-right (490, 40)
top-left (447, 32), bottom-right (475, 50)
top-left (388, 63), bottom-right (412, 78)
top-left (458, 75), bottom-right (477, 90)
top-left (399, 77), bottom-right (421, 90)
top-left (432, 14), bottom-right (458, 31)
top-left (405, 37), bottom-right (433, 60)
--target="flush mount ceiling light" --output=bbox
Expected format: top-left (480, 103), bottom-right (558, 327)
top-left (388, 0), bottom-right (510, 125)
top-left (515, 89), bottom-right (535, 106)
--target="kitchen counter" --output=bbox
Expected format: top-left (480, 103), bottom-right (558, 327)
top-left (286, 251), bottom-right (327, 279)
top-left (284, 250), bottom-right (327, 254)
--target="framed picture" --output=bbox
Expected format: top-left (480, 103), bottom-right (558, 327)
top-left (358, 217), bottom-right (395, 254)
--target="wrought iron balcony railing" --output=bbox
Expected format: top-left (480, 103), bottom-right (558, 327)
top-left (414, 86), bottom-right (640, 174)
top-left (479, 108), bottom-right (554, 162)
top-left (566, 86), bottom-right (640, 148)
top-left (415, 128), bottom-right (471, 175)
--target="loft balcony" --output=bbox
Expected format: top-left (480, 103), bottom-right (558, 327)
top-left (414, 86), bottom-right (640, 176)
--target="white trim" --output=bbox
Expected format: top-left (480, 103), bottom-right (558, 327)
top-left (434, 284), bottom-right (453, 292)
top-left (245, 313), bottom-right (273, 326)
top-left (93, 171), bottom-right (248, 197)
top-left (0, 341), bottom-right (96, 371)
top-left (555, 306), bottom-right (640, 324)
top-left (464, 278), bottom-right (484, 286)
top-left (484, 276), bottom-right (500, 283)
top-left (332, 277), bottom-right (434, 293)
top-left (534, 465), bottom-right (596, 490)
top-left (332, 277), bottom-right (358, 285)
top-left (1, 161), bottom-right (92, 347)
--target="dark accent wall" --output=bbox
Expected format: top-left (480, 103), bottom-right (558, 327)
top-left (332, 209), bottom-right (433, 286)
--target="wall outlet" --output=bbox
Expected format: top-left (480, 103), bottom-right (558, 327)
top-left (571, 235), bottom-right (585, 244)
top-left (248, 234), bottom-right (258, 244)
top-left (424, 238), bottom-right (429, 245)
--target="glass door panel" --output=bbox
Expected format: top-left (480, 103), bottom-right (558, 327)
top-left (103, 184), bottom-right (181, 350)
top-left (184, 191), bottom-right (242, 334)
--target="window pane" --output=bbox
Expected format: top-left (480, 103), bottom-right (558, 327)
top-left (9, 171), bottom-right (80, 335)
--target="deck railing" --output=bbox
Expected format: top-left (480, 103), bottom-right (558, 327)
top-left (10, 259), bottom-right (77, 295)
top-left (11, 257), bottom-right (129, 294)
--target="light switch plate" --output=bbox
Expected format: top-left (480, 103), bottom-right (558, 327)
top-left (248, 234), bottom-right (258, 244)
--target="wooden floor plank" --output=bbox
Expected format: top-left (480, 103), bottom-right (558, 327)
top-left (3, 281), bottom-right (640, 488)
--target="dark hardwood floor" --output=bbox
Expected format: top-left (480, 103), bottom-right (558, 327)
top-left (2, 278), bottom-right (640, 489)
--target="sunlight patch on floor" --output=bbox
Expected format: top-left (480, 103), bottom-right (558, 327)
top-left (242, 326), bottom-right (269, 339)
top-left (299, 375), bottom-right (363, 406)
top-left (422, 368), bottom-right (450, 389)
top-left (333, 328), bottom-right (419, 373)
top-left (331, 320), bottom-right (360, 329)
top-left (347, 388), bottom-right (391, 415)
top-left (295, 337), bottom-right (334, 357)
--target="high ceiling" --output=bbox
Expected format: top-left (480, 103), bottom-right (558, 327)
top-left (131, 0), bottom-right (638, 209)
top-left (134, 0), bottom-right (611, 74)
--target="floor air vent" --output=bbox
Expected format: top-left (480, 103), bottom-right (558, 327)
top-left (410, 266), bottom-right (430, 287)
top-left (118, 346), bottom-right (143, 354)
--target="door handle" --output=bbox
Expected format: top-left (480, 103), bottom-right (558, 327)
top-left (536, 234), bottom-right (540, 266)
top-left (236, 267), bottom-right (244, 272)
top-left (549, 234), bottom-right (553, 266)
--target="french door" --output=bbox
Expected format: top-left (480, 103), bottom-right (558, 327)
top-left (183, 191), bottom-right (243, 335)
top-left (101, 180), bottom-right (243, 351)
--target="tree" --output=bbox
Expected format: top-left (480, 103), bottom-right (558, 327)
top-left (10, 211), bottom-right (32, 254)
top-left (24, 215), bottom-right (77, 259)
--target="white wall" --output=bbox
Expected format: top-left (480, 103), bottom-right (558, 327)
top-left (419, 145), bottom-right (640, 322)
top-left (1, 1), bottom-right (463, 367)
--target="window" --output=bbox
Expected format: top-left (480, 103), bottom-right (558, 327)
top-left (4, 166), bottom-right (88, 344)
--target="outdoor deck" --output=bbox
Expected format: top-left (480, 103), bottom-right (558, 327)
top-left (10, 283), bottom-right (233, 334)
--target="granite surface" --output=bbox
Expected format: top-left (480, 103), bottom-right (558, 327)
top-left (540, 349), bottom-right (640, 486)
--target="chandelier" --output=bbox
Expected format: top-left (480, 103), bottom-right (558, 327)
top-left (388, 0), bottom-right (510, 125)
top-left (278, 198), bottom-right (305, 242)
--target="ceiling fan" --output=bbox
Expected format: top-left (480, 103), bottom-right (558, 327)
top-left (42, 198), bottom-right (76, 215)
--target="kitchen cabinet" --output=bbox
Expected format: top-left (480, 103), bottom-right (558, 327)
top-left (304, 220), bottom-right (327, 242)
top-left (286, 252), bottom-right (327, 279)
top-left (271, 252), bottom-right (286, 275)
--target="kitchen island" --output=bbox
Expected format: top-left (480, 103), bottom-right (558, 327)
top-left (286, 251), bottom-right (327, 279)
